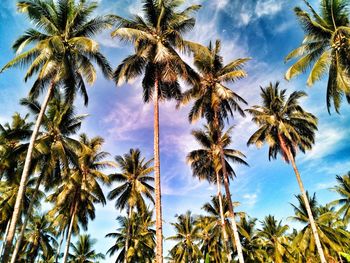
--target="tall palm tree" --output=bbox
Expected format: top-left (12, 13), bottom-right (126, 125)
top-left (106, 208), bottom-right (155, 263)
top-left (285, 0), bottom-right (350, 113)
top-left (330, 172), bottom-right (350, 224)
top-left (168, 211), bottom-right (202, 263)
top-left (246, 82), bottom-right (326, 262)
top-left (10, 93), bottom-right (86, 263)
top-left (258, 215), bottom-right (291, 263)
top-left (48, 134), bottom-right (111, 263)
top-left (0, 1), bottom-right (112, 259)
top-left (187, 124), bottom-right (248, 261)
top-left (108, 148), bottom-right (154, 261)
top-left (111, 1), bottom-right (200, 261)
top-left (68, 234), bottom-right (105, 263)
top-left (180, 40), bottom-right (249, 263)
top-left (290, 192), bottom-right (350, 260)
top-left (22, 214), bottom-right (57, 263)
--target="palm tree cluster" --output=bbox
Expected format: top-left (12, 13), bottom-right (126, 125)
top-left (0, 0), bottom-right (350, 263)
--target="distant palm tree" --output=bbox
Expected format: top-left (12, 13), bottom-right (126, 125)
top-left (108, 148), bottom-right (154, 261)
top-left (68, 234), bottom-right (104, 263)
top-left (48, 134), bottom-right (111, 263)
top-left (180, 40), bottom-right (249, 263)
top-left (168, 211), bottom-right (202, 263)
top-left (187, 124), bottom-right (248, 261)
top-left (258, 215), bottom-right (291, 263)
top-left (111, 1), bottom-right (200, 260)
top-left (290, 192), bottom-right (350, 260)
top-left (0, 0), bottom-right (112, 259)
top-left (285, 0), bottom-right (350, 113)
top-left (106, 208), bottom-right (155, 263)
top-left (330, 171), bottom-right (350, 224)
top-left (11, 93), bottom-right (86, 262)
top-left (22, 214), bottom-right (57, 263)
top-left (246, 82), bottom-right (326, 262)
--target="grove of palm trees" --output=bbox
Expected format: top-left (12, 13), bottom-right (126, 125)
top-left (0, 0), bottom-right (349, 262)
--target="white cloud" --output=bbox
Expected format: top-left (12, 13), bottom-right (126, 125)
top-left (243, 193), bottom-right (258, 207)
top-left (255, 0), bottom-right (283, 18)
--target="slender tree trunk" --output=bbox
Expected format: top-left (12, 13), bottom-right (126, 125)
top-left (154, 77), bottom-right (163, 263)
top-left (277, 134), bottom-right (326, 263)
top-left (10, 175), bottom-right (43, 263)
top-left (215, 171), bottom-right (231, 262)
top-left (55, 230), bottom-right (65, 263)
top-left (0, 219), bottom-right (11, 258)
top-left (62, 204), bottom-right (77, 263)
top-left (2, 82), bottom-right (55, 263)
top-left (124, 206), bottom-right (132, 263)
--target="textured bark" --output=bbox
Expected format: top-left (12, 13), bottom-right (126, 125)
top-left (215, 171), bottom-right (231, 262)
top-left (62, 204), bottom-right (77, 263)
top-left (278, 133), bottom-right (327, 263)
top-left (2, 82), bottom-right (55, 263)
top-left (10, 175), bottom-right (43, 263)
top-left (154, 77), bottom-right (163, 263)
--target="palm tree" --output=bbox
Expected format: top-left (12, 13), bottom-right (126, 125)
top-left (0, 1), bottom-right (112, 259)
top-left (111, 1), bottom-right (200, 260)
top-left (168, 211), bottom-right (202, 263)
top-left (108, 148), bottom-right (154, 261)
top-left (10, 93), bottom-right (86, 263)
top-left (106, 208), bottom-right (155, 263)
top-left (187, 124), bottom-right (248, 261)
top-left (290, 192), bottom-right (350, 261)
top-left (246, 82), bottom-right (327, 262)
top-left (22, 214), bottom-right (57, 263)
top-left (258, 215), bottom-right (291, 263)
top-left (330, 172), bottom-right (350, 224)
top-left (285, 0), bottom-right (350, 113)
top-left (68, 234), bottom-right (104, 263)
top-left (48, 134), bottom-right (111, 263)
top-left (180, 40), bottom-right (249, 263)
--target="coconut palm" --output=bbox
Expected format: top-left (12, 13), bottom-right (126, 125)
top-left (246, 82), bottom-right (326, 262)
top-left (111, 1), bottom-right (200, 260)
top-left (21, 214), bottom-right (57, 263)
top-left (258, 215), bottom-right (291, 263)
top-left (10, 93), bottom-right (86, 263)
top-left (180, 39), bottom-right (249, 263)
top-left (330, 172), bottom-right (350, 224)
top-left (0, 0), bottom-right (112, 259)
top-left (187, 124), bottom-right (248, 261)
top-left (106, 208), bottom-right (155, 263)
top-left (290, 192), bottom-right (350, 261)
top-left (68, 234), bottom-right (104, 263)
top-left (108, 148), bottom-right (154, 261)
top-left (285, 0), bottom-right (350, 113)
top-left (168, 211), bottom-right (202, 263)
top-left (48, 134), bottom-right (111, 263)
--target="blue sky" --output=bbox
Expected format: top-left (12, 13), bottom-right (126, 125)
top-left (1, 0), bottom-right (350, 261)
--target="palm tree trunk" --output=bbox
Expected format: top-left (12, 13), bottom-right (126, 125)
top-left (55, 230), bottom-right (65, 263)
top-left (10, 175), bottom-right (43, 263)
top-left (0, 219), bottom-right (11, 258)
top-left (215, 171), bottom-right (231, 262)
top-left (62, 204), bottom-right (77, 263)
top-left (220, 147), bottom-right (244, 263)
top-left (2, 82), bottom-right (55, 263)
top-left (154, 77), bottom-right (163, 263)
top-left (124, 206), bottom-right (132, 263)
top-left (277, 133), bottom-right (326, 263)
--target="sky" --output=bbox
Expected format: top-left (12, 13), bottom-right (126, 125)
top-left (1, 0), bottom-right (350, 262)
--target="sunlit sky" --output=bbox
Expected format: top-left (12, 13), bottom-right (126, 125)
top-left (1, 0), bottom-right (350, 261)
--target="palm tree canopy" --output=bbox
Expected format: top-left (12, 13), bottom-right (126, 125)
top-left (68, 234), bottom-right (105, 263)
top-left (329, 171), bottom-right (350, 223)
top-left (1, 0), bottom-right (113, 105)
top-left (108, 148), bottom-right (154, 211)
top-left (247, 82), bottom-right (318, 162)
top-left (180, 40), bottom-right (250, 125)
top-left (285, 0), bottom-right (350, 112)
top-left (112, 0), bottom-right (200, 102)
